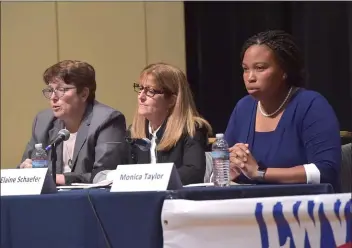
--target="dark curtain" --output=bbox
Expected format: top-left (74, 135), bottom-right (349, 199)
top-left (184, 1), bottom-right (352, 137)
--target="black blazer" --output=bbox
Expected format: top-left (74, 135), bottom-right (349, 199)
top-left (129, 121), bottom-right (208, 185)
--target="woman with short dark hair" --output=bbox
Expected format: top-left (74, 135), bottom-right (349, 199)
top-left (19, 60), bottom-right (129, 185)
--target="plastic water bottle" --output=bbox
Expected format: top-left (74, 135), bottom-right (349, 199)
top-left (32, 143), bottom-right (48, 168)
top-left (211, 133), bottom-right (230, 187)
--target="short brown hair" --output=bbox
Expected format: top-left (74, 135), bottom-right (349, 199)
top-left (43, 60), bottom-right (96, 102)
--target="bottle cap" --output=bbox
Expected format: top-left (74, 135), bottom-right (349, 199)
top-left (34, 143), bottom-right (43, 149)
top-left (216, 133), bottom-right (224, 138)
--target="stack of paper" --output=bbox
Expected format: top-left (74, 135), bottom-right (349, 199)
top-left (57, 179), bottom-right (113, 190)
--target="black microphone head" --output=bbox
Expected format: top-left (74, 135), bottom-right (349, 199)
top-left (58, 129), bottom-right (70, 141)
top-left (125, 137), bottom-right (151, 151)
top-left (137, 138), bottom-right (151, 151)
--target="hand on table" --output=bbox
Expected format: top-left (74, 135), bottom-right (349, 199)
top-left (19, 159), bottom-right (33, 168)
top-left (229, 143), bottom-right (259, 180)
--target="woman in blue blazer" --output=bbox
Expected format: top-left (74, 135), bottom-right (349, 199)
top-left (225, 30), bottom-right (341, 192)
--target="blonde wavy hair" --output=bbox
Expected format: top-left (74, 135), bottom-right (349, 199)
top-left (131, 62), bottom-right (212, 151)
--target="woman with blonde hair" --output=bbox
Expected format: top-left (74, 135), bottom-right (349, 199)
top-left (130, 62), bottom-right (212, 185)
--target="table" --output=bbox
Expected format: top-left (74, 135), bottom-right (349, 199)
top-left (1, 189), bottom-right (167, 248)
top-left (175, 183), bottom-right (334, 200)
top-left (1, 184), bottom-right (333, 248)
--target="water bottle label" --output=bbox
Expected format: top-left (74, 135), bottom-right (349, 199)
top-left (211, 151), bottom-right (229, 160)
top-left (32, 160), bottom-right (48, 168)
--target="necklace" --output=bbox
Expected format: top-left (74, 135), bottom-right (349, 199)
top-left (258, 87), bottom-right (294, 117)
top-left (65, 142), bottom-right (73, 167)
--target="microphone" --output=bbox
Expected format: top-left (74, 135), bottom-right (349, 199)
top-left (45, 129), bottom-right (70, 151)
top-left (125, 137), bottom-right (151, 151)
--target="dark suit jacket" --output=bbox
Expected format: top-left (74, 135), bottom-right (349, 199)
top-left (20, 101), bottom-right (129, 184)
top-left (130, 121), bottom-right (208, 185)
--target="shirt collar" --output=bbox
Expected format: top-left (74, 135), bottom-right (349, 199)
top-left (148, 122), bottom-right (162, 137)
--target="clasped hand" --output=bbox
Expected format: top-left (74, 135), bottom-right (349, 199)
top-left (229, 143), bottom-right (259, 180)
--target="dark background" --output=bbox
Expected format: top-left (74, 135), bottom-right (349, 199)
top-left (184, 1), bottom-right (352, 136)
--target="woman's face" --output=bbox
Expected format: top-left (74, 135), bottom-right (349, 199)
top-left (242, 44), bottom-right (286, 99)
top-left (136, 74), bottom-right (174, 121)
top-left (44, 78), bottom-right (88, 120)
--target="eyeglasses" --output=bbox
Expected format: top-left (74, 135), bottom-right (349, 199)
top-left (133, 83), bottom-right (164, 97)
top-left (42, 86), bottom-right (76, 99)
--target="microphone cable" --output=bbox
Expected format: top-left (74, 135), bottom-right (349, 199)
top-left (87, 190), bottom-right (112, 248)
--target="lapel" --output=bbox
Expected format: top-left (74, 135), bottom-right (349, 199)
top-left (145, 118), bottom-right (167, 141)
top-left (48, 118), bottom-right (65, 173)
top-left (70, 103), bottom-right (93, 170)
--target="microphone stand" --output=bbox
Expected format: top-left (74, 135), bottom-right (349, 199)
top-left (51, 143), bottom-right (57, 184)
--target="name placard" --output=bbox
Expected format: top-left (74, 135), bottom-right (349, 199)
top-left (110, 163), bottom-right (182, 192)
top-left (1, 168), bottom-right (51, 196)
